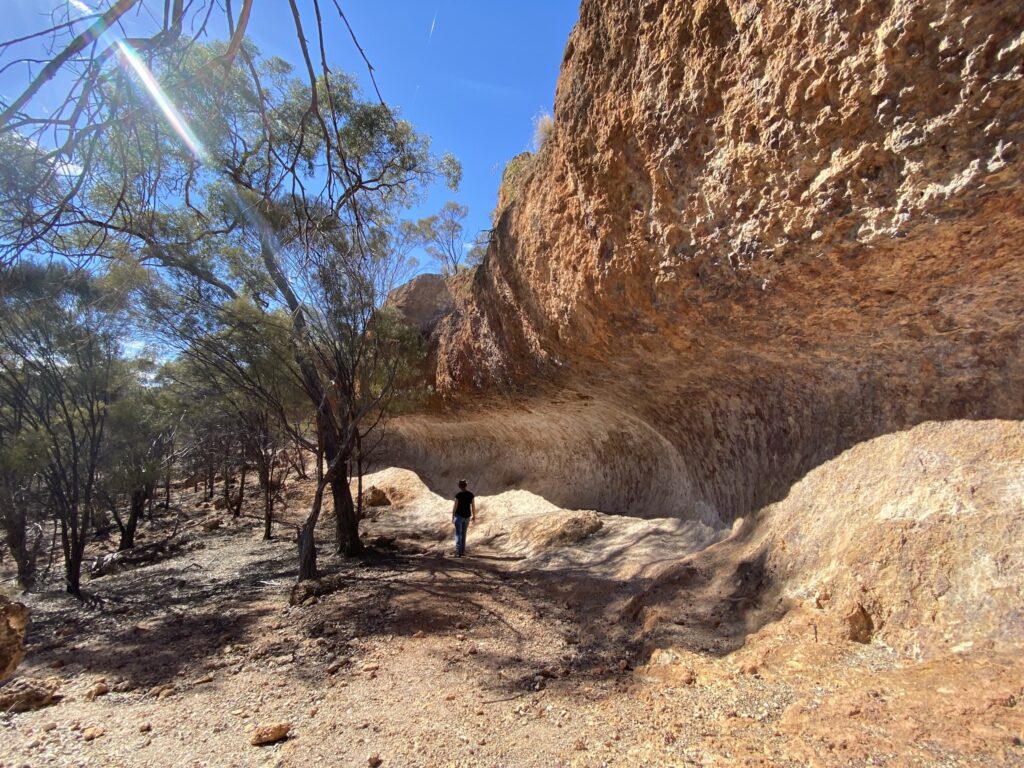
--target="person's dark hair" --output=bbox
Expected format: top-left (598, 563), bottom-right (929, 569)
top-left (458, 479), bottom-right (468, 489)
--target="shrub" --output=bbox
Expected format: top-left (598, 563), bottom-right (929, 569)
top-left (532, 110), bottom-right (555, 151)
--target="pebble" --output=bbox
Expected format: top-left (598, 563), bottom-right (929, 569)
top-left (83, 726), bottom-right (105, 741)
top-left (86, 681), bottom-right (109, 700)
top-left (367, 754), bottom-right (383, 767)
top-left (139, 723), bottom-right (152, 733)
top-left (250, 722), bottom-right (291, 746)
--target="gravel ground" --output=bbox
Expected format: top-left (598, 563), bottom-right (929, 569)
top-left (1, 479), bottom-right (1022, 767)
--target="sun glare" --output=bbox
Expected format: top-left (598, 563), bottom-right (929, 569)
top-left (115, 41), bottom-right (207, 162)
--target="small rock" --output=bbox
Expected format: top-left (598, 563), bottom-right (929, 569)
top-left (412, 630), bottom-right (425, 639)
top-left (361, 663), bottom-right (379, 673)
top-left (42, 722), bottom-right (57, 732)
top-left (326, 660), bottom-right (343, 675)
top-left (574, 738), bottom-right (587, 751)
top-left (83, 726), bottom-right (105, 741)
top-left (194, 674), bottom-right (214, 685)
top-left (158, 687), bottom-right (175, 700)
top-left (139, 723), bottom-right (152, 733)
top-left (250, 722), bottom-right (291, 746)
top-left (112, 681), bottom-right (133, 693)
top-left (444, 693), bottom-right (457, 701)
top-left (367, 754), bottom-right (383, 768)
top-left (86, 681), bottom-right (109, 701)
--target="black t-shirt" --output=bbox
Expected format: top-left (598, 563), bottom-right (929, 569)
top-left (454, 490), bottom-right (474, 518)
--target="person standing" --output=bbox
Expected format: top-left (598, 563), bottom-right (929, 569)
top-left (451, 479), bottom-right (475, 557)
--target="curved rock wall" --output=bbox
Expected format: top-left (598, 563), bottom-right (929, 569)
top-left (396, 0), bottom-right (1024, 522)
top-left (634, 420), bottom-right (1024, 660)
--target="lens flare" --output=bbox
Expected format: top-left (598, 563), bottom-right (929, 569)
top-left (65, 5), bottom-right (285, 264)
top-left (115, 41), bottom-right (207, 161)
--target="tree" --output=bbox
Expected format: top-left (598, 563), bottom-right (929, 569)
top-left (0, 394), bottom-right (48, 589)
top-left (415, 202), bottom-right (470, 276)
top-left (96, 371), bottom-right (174, 551)
top-left (3, 28), bottom-right (457, 582)
top-left (0, 0), bottom-right (394, 269)
top-left (0, 264), bottom-right (122, 596)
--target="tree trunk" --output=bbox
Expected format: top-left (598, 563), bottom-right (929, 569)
top-left (0, 497), bottom-right (35, 589)
top-left (263, 486), bottom-right (273, 540)
top-left (234, 464), bottom-right (247, 518)
top-left (356, 445), bottom-right (364, 524)
top-left (298, 477), bottom-right (327, 581)
top-left (205, 462), bottom-right (215, 500)
top-left (332, 469), bottom-right (362, 557)
top-left (119, 488), bottom-right (145, 551)
top-left (222, 459), bottom-right (232, 511)
top-left (62, 510), bottom-right (85, 598)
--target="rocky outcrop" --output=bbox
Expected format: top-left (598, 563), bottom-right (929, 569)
top-left (632, 420), bottom-right (1024, 660)
top-left (385, 273), bottom-right (454, 337)
top-left (0, 594), bottom-right (27, 681)
top-left (400, 0), bottom-right (1024, 523)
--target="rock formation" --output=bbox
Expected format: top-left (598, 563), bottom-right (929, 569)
top-left (384, 273), bottom-right (454, 337)
top-left (0, 594), bottom-right (28, 681)
top-left (630, 420), bottom-right (1024, 661)
top-left (392, 0), bottom-right (1024, 524)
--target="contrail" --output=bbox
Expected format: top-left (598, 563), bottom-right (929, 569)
top-left (428, 12), bottom-right (437, 42)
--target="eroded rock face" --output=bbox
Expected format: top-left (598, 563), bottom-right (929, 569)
top-left (629, 420), bottom-right (1024, 661)
top-left (415, 0), bottom-right (1024, 522)
top-left (0, 594), bottom-right (28, 681)
top-left (386, 273), bottom-right (454, 337)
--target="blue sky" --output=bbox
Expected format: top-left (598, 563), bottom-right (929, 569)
top-left (3, 1), bottom-right (580, 275)
top-left (247, 1), bottom-right (580, 269)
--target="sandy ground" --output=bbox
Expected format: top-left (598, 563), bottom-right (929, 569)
top-left (1, 468), bottom-right (1022, 767)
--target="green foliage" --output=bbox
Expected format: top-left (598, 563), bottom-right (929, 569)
top-left (413, 201), bottom-right (472, 276)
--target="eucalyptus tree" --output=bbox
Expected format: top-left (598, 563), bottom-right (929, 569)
top-left (0, 264), bottom-right (124, 596)
top-left (3, 13), bottom-right (456, 580)
top-left (96, 370), bottom-right (175, 550)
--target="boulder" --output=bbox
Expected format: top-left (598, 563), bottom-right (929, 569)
top-left (0, 676), bottom-right (60, 712)
top-left (0, 594), bottom-right (27, 681)
top-left (384, 273), bottom-right (454, 336)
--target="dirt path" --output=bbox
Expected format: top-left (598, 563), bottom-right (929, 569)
top-left (1, 474), bottom-right (1022, 767)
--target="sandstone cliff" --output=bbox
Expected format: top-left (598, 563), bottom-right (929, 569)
top-left (399, 0), bottom-right (1024, 524)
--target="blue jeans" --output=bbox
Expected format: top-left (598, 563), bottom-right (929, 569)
top-left (453, 515), bottom-right (470, 555)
